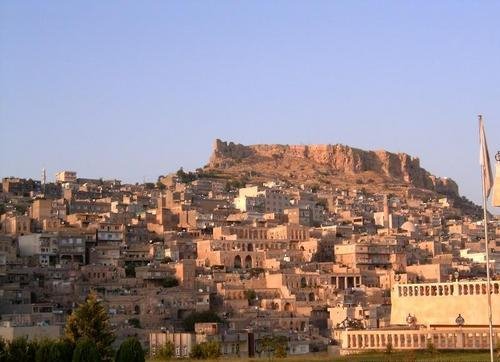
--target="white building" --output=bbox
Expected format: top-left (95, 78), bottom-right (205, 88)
top-left (234, 186), bottom-right (290, 213)
top-left (55, 171), bottom-right (77, 183)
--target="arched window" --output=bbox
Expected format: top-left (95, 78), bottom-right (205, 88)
top-left (234, 255), bottom-right (242, 269)
top-left (244, 255), bottom-right (252, 269)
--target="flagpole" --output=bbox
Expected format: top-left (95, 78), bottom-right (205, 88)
top-left (479, 114), bottom-right (494, 362)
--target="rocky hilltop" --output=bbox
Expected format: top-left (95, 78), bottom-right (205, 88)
top-left (207, 139), bottom-right (459, 196)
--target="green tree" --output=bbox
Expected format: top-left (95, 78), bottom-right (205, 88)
top-left (72, 338), bottom-right (100, 362)
top-left (154, 341), bottom-right (174, 360)
top-left (65, 292), bottom-right (115, 360)
top-left (115, 337), bottom-right (145, 362)
top-left (182, 311), bottom-right (222, 332)
top-left (176, 168), bottom-right (197, 184)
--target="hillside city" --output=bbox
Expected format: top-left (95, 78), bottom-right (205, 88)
top-left (0, 143), bottom-right (499, 360)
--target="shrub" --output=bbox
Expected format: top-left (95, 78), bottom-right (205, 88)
top-left (34, 338), bottom-right (73, 362)
top-left (189, 344), bottom-right (204, 359)
top-left (0, 338), bottom-right (7, 361)
top-left (35, 339), bottom-right (54, 362)
top-left (189, 341), bottom-right (220, 360)
top-left (72, 338), bottom-right (100, 362)
top-left (202, 341), bottom-right (220, 359)
top-left (259, 336), bottom-right (287, 359)
top-left (274, 343), bottom-right (287, 358)
top-left (155, 341), bottom-right (174, 360)
top-left (115, 337), bottom-right (145, 362)
top-left (7, 337), bottom-right (37, 362)
top-left (51, 340), bottom-right (74, 362)
top-left (273, 336), bottom-right (288, 359)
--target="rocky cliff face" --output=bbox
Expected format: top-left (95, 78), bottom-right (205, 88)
top-left (208, 139), bottom-right (459, 196)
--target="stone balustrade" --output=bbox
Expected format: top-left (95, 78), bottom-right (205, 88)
top-left (395, 280), bottom-right (500, 298)
top-left (391, 281), bottom-right (500, 325)
top-left (336, 327), bottom-right (500, 355)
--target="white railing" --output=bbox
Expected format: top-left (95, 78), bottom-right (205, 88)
top-left (336, 327), bottom-right (500, 354)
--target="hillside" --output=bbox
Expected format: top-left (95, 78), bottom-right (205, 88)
top-left (204, 139), bottom-right (459, 198)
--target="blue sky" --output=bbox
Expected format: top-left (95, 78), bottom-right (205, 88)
top-left (1, 1), bottom-right (499, 210)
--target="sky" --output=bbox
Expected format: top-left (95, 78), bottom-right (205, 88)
top-left (0, 1), bottom-right (499, 211)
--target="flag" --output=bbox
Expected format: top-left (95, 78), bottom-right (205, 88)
top-left (479, 116), bottom-right (493, 198)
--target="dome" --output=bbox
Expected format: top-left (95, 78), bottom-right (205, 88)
top-left (401, 221), bottom-right (416, 232)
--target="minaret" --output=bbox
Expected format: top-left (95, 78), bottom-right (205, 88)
top-left (41, 168), bottom-right (46, 194)
top-left (383, 194), bottom-right (390, 228)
